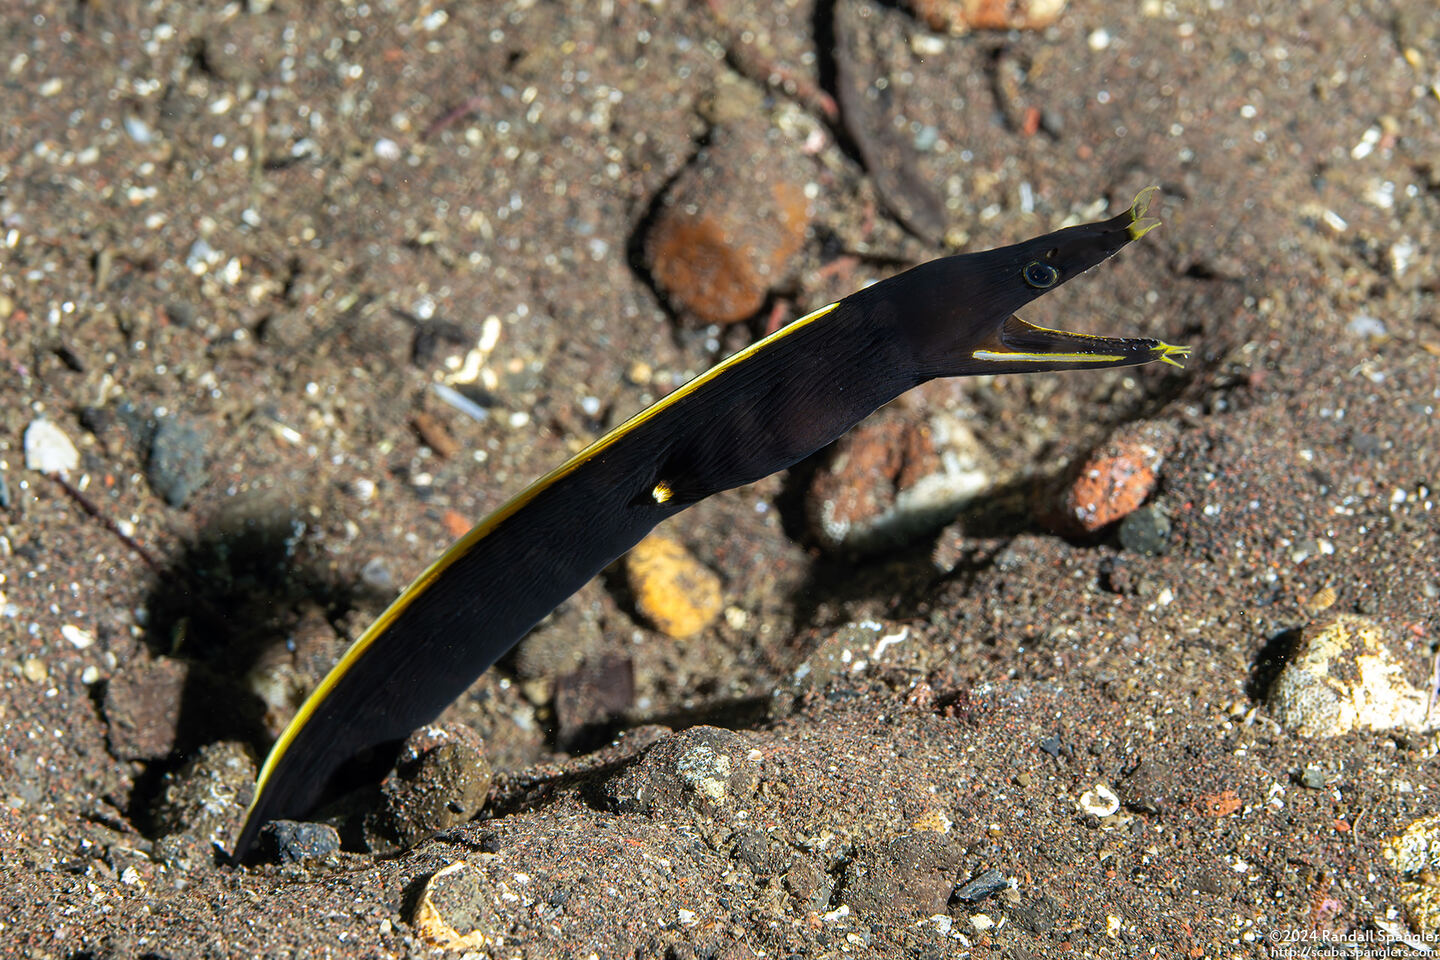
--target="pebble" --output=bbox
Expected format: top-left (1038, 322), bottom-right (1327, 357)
top-left (1347, 314), bottom-right (1387, 338)
top-left (1195, 790), bottom-right (1242, 818)
top-left (806, 414), bottom-right (992, 553)
top-left (60, 624), bottom-right (94, 650)
top-left (245, 606), bottom-right (346, 739)
top-left (411, 411), bottom-right (459, 459)
top-left (123, 114), bottom-right (155, 144)
top-left (1118, 505), bottom-right (1171, 556)
top-left (906, 0), bottom-right (1068, 34)
top-left (784, 859), bottom-right (836, 911)
top-left (364, 724), bottom-right (493, 854)
top-left (147, 416), bottom-right (209, 508)
top-left (732, 828), bottom-right (790, 877)
top-left (261, 820), bottom-right (342, 864)
top-left (432, 382), bottom-right (491, 423)
top-left (23, 418), bottom-right (79, 475)
top-left (697, 72), bottom-right (765, 128)
top-left (603, 725), bottom-right (759, 818)
top-left (1268, 614), bottom-right (1433, 738)
top-left (1115, 761), bottom-right (1170, 815)
top-left (952, 867), bottom-right (1009, 903)
top-left (643, 120), bottom-right (811, 325)
top-left (1304, 585), bottom-right (1338, 614)
top-left (21, 657), bottom-right (48, 683)
top-left (360, 556), bottom-right (395, 592)
top-left (410, 860), bottom-right (499, 951)
top-left (623, 534), bottom-right (723, 639)
top-left (787, 621), bottom-right (905, 696)
top-left (1047, 421), bottom-right (1178, 536)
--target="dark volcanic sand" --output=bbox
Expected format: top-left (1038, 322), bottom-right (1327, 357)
top-left (2, 0), bottom-right (1439, 956)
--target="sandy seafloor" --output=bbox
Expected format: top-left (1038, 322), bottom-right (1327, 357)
top-left (2, 0), bottom-right (1440, 956)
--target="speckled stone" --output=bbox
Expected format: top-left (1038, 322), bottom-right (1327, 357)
top-left (150, 741), bottom-right (255, 850)
top-left (262, 820), bottom-right (342, 864)
top-left (603, 725), bottom-right (759, 818)
top-left (410, 860), bottom-right (502, 951)
top-left (363, 724), bottom-right (493, 854)
top-left (806, 412), bottom-right (993, 554)
top-left (1383, 815), bottom-right (1440, 935)
top-left (1118, 504), bottom-right (1172, 556)
top-left (839, 832), bottom-right (966, 921)
top-left (103, 656), bottom-right (189, 761)
top-left (1047, 421), bottom-right (1179, 536)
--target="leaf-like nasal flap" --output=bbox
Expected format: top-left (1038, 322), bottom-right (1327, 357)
top-left (1128, 186), bottom-right (1162, 240)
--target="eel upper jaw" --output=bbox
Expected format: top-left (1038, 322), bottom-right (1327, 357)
top-left (1034, 186), bottom-right (1164, 282)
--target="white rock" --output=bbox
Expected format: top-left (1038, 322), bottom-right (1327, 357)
top-left (24, 419), bottom-right (79, 475)
top-left (1382, 815), bottom-right (1440, 935)
top-left (1269, 615), bottom-right (1434, 738)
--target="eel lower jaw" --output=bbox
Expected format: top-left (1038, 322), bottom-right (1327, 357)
top-left (978, 315), bottom-right (1190, 369)
top-left (1150, 341), bottom-right (1192, 367)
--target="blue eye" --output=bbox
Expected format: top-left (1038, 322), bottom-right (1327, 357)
top-left (1023, 261), bottom-right (1059, 288)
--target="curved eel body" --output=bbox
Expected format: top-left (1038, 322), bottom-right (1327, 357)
top-left (232, 189), bottom-right (1187, 858)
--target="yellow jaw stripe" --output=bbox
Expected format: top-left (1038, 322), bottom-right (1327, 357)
top-left (972, 340), bottom-right (1191, 367)
top-left (972, 350), bottom-right (1126, 363)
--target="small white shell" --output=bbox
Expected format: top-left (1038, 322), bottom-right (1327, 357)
top-left (1079, 783), bottom-right (1121, 818)
top-left (24, 418), bottom-right (79, 475)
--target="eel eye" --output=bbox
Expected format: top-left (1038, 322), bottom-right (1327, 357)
top-left (1022, 261), bottom-right (1060, 289)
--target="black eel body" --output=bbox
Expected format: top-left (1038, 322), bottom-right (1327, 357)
top-left (232, 190), bottom-right (1185, 858)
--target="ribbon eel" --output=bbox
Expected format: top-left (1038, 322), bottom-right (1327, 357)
top-left (232, 188), bottom-right (1188, 859)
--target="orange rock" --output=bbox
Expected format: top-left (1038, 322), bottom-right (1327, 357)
top-left (644, 122), bottom-right (811, 325)
top-left (908, 0), bottom-right (1067, 34)
top-left (807, 412), bottom-right (992, 552)
top-left (1195, 790), bottom-right (1242, 818)
top-left (807, 418), bottom-right (911, 545)
top-left (441, 509), bottom-right (471, 539)
top-left (1065, 445), bottom-right (1157, 531)
top-left (1049, 421), bottom-right (1178, 535)
top-left (623, 534), bottom-right (723, 638)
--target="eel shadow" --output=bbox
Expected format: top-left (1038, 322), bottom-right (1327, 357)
top-left (121, 497), bottom-right (368, 835)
